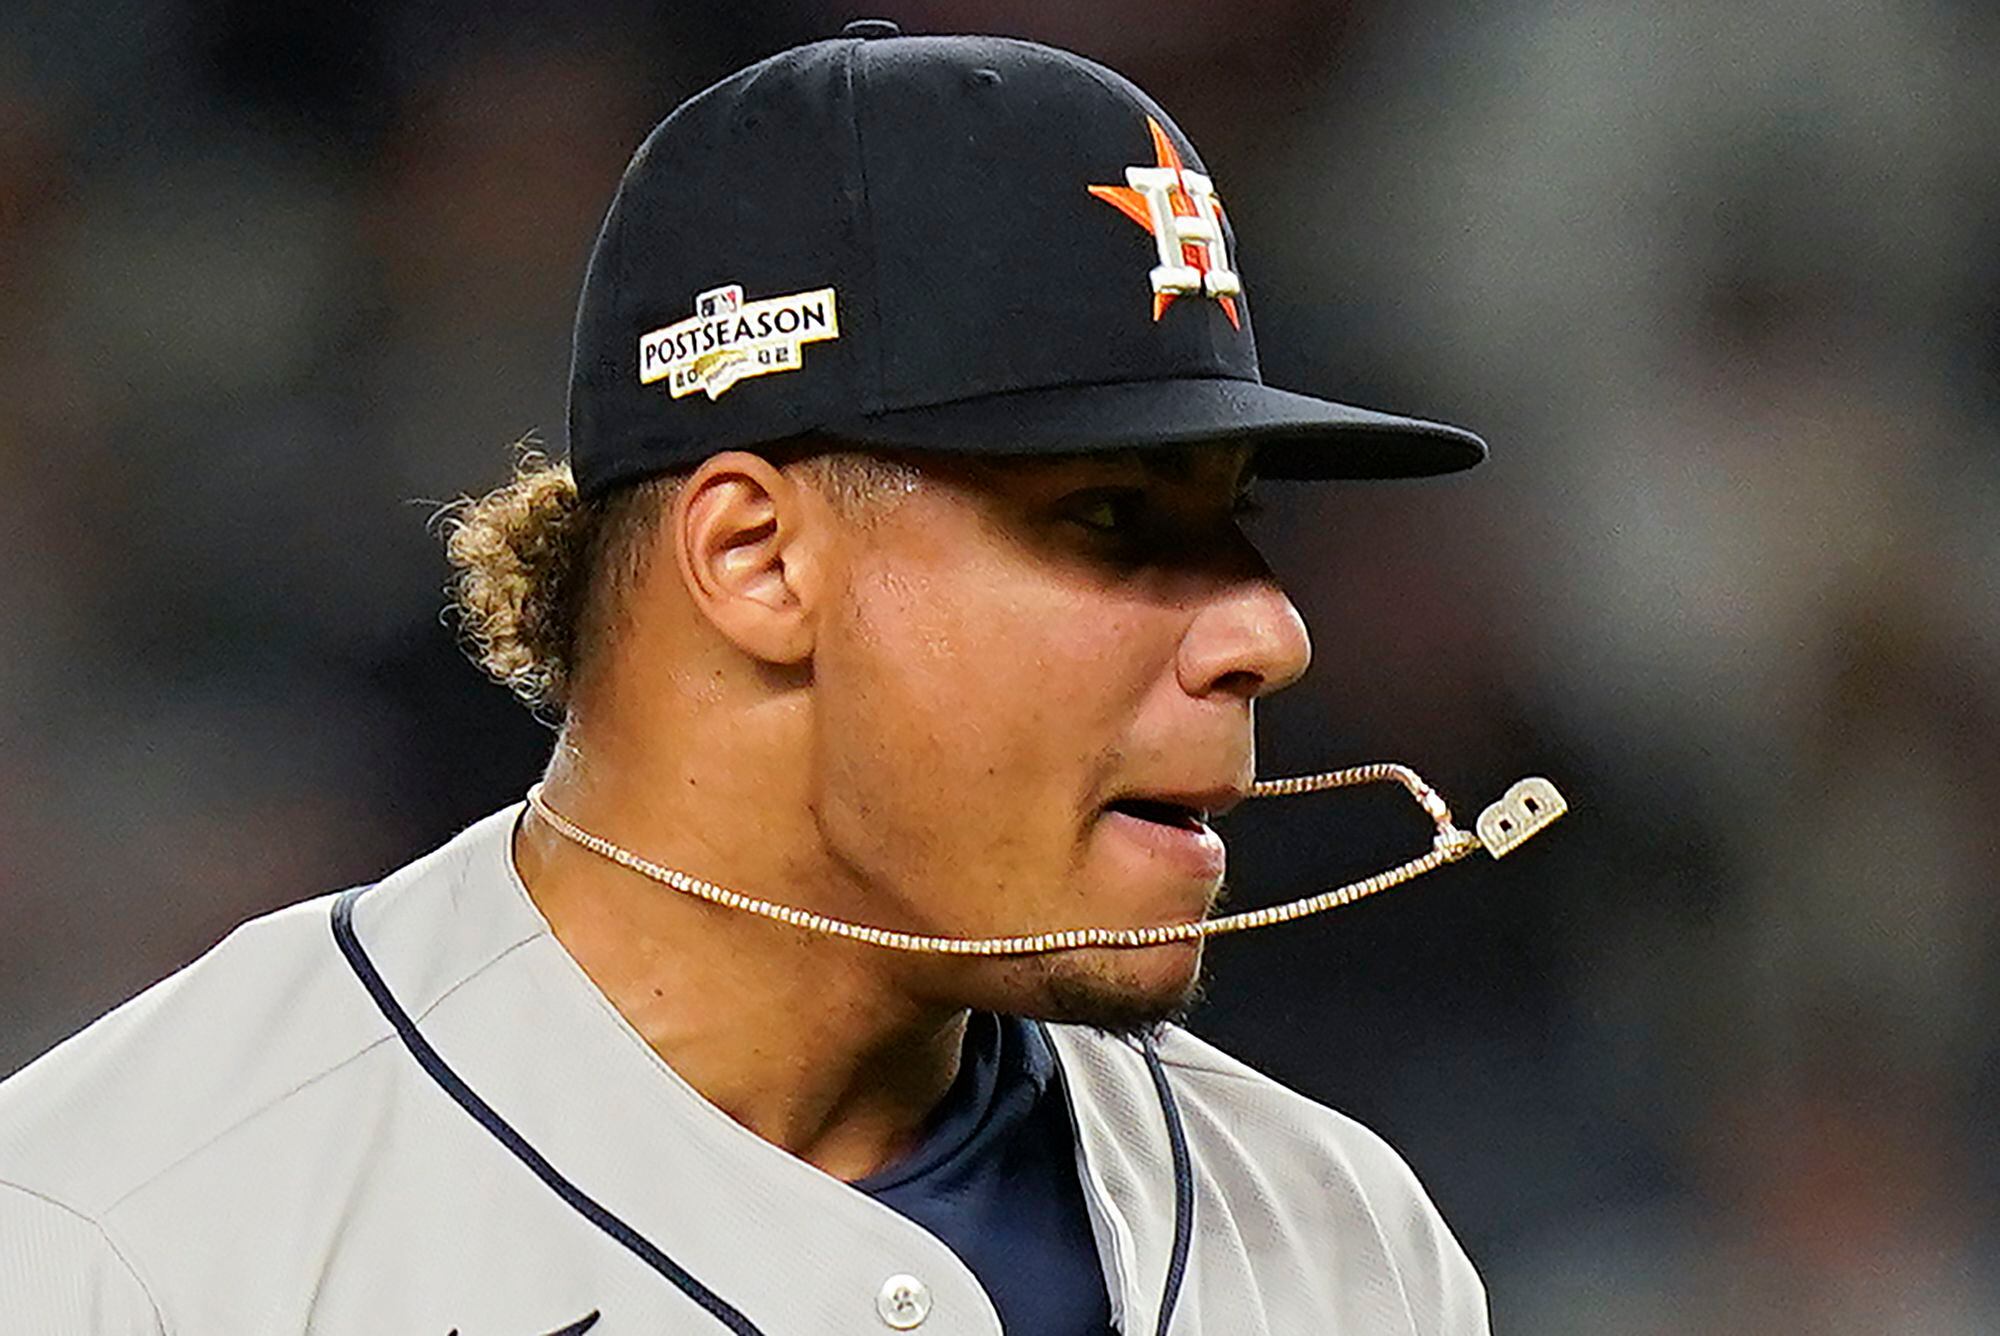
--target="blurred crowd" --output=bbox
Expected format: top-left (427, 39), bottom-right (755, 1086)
top-left (4, 2), bottom-right (1997, 1329)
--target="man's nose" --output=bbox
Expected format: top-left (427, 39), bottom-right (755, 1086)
top-left (1176, 575), bottom-right (1313, 701)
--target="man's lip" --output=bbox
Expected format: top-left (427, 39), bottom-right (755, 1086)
top-left (1099, 805), bottom-right (1228, 881)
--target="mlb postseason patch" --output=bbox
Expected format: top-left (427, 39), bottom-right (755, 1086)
top-left (638, 284), bottom-right (839, 401)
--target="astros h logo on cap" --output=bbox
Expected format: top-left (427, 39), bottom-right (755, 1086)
top-left (1088, 117), bottom-right (1242, 329)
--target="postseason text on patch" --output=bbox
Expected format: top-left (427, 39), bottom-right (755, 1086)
top-left (638, 284), bottom-right (839, 401)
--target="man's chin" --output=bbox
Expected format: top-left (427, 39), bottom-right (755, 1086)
top-left (1030, 943), bottom-right (1207, 1038)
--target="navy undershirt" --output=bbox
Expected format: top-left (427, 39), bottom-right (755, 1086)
top-left (854, 1014), bottom-right (1115, 1334)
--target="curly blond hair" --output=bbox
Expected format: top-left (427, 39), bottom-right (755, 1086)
top-left (439, 445), bottom-right (914, 714)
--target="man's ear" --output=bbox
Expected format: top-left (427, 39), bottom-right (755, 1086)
top-left (672, 451), bottom-right (828, 666)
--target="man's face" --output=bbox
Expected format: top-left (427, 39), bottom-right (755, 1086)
top-left (807, 443), bottom-right (1311, 1030)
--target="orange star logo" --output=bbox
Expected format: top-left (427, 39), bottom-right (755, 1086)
top-left (1088, 117), bottom-right (1242, 328)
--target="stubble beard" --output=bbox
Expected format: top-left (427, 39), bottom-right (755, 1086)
top-left (1030, 947), bottom-right (1210, 1040)
top-left (1023, 873), bottom-right (1228, 1039)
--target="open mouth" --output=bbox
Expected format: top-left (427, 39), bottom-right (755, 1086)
top-left (1104, 798), bottom-right (1210, 832)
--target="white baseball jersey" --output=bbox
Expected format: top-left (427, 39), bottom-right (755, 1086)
top-left (0, 806), bottom-right (1488, 1334)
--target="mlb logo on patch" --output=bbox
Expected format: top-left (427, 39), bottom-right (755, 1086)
top-left (697, 286), bottom-right (741, 320)
top-left (638, 283), bottom-right (840, 401)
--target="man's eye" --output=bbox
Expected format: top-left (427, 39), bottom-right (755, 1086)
top-left (1067, 491), bottom-right (1143, 533)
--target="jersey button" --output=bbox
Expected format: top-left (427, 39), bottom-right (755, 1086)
top-left (875, 1273), bottom-right (933, 1329)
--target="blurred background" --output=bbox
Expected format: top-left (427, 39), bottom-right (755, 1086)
top-left (4, 1), bottom-right (1998, 1329)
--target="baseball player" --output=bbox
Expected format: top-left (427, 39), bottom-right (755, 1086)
top-left (1, 24), bottom-right (1503, 1334)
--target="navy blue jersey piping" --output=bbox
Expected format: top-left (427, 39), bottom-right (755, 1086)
top-left (330, 886), bottom-right (766, 1336)
top-left (1141, 1033), bottom-right (1195, 1336)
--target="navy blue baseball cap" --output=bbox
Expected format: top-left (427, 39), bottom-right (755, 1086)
top-left (566, 21), bottom-right (1485, 500)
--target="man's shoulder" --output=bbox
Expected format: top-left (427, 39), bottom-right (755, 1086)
top-left (1052, 1020), bottom-right (1425, 1183)
top-left (0, 806), bottom-right (527, 1220)
top-left (0, 891), bottom-right (383, 1215)
top-left (1050, 1021), bottom-right (1486, 1326)
top-left (1150, 1025), bottom-right (1416, 1168)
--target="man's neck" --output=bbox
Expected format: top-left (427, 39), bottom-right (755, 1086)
top-left (512, 765), bottom-right (968, 1183)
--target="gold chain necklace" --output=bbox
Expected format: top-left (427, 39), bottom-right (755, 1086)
top-left (525, 765), bottom-right (1565, 957)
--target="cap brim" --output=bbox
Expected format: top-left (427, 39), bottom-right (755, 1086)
top-left (822, 376), bottom-right (1484, 479)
